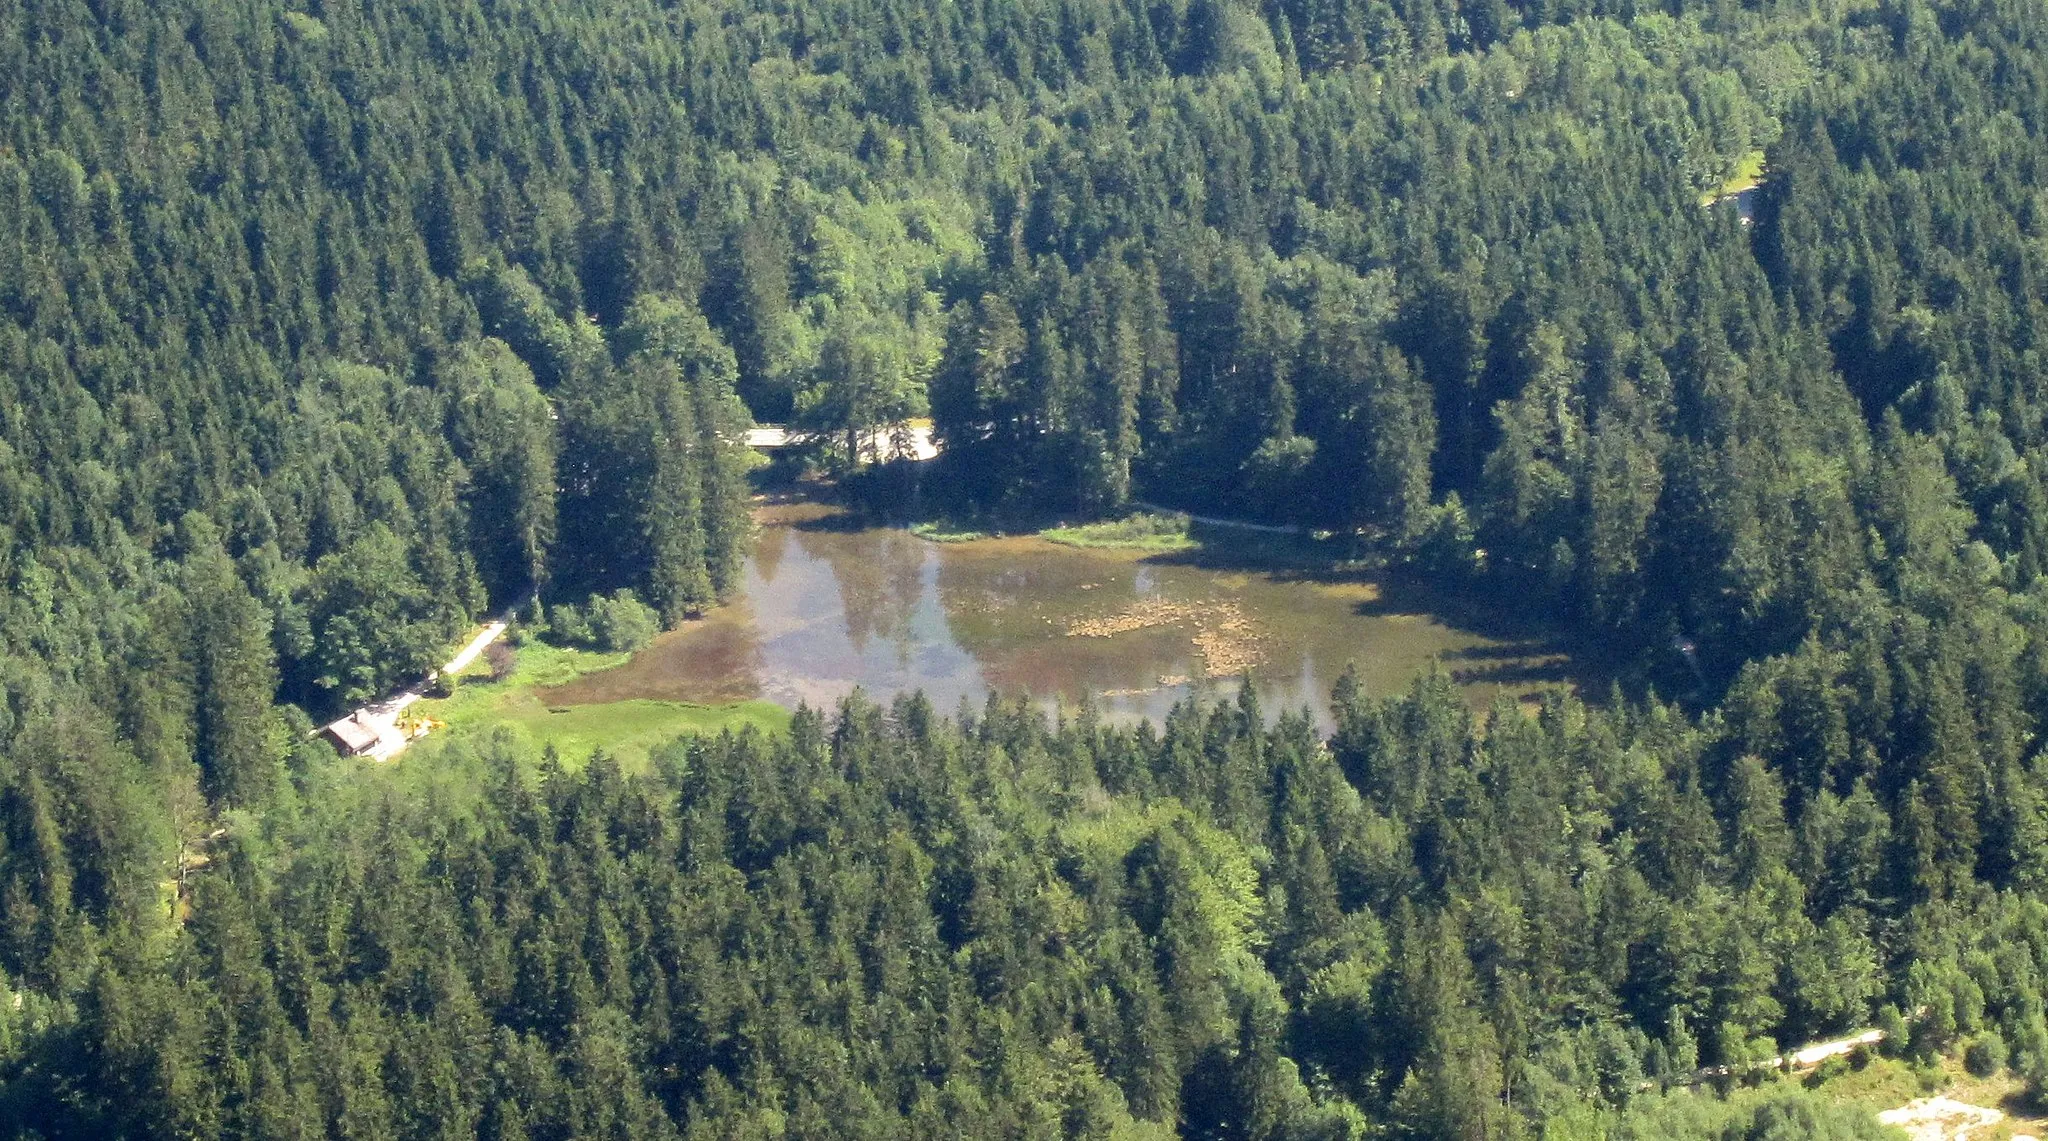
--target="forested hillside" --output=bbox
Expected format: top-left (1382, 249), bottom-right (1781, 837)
top-left (4, 0), bottom-right (2048, 1134)
top-left (0, 690), bottom-right (1941, 1138)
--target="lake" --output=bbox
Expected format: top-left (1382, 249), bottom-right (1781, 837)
top-left (540, 502), bottom-right (1573, 730)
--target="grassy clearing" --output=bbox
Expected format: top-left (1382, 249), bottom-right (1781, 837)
top-left (1041, 511), bottom-right (1198, 553)
top-left (1806, 1051), bottom-right (2048, 1139)
top-left (411, 636), bottom-right (789, 769)
top-left (466, 698), bottom-right (789, 768)
top-left (1802, 1051), bottom-right (1935, 1109)
top-left (459, 639), bottom-right (628, 685)
top-left (1701, 148), bottom-right (1768, 204)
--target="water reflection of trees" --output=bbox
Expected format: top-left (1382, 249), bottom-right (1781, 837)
top-left (794, 526), bottom-right (928, 655)
top-left (932, 554), bottom-right (1041, 653)
top-left (775, 522), bottom-right (1573, 725)
top-left (932, 550), bottom-right (1196, 701)
top-left (751, 517), bottom-right (791, 583)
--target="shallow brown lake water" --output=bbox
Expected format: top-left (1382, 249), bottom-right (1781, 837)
top-left (540, 503), bottom-right (1573, 730)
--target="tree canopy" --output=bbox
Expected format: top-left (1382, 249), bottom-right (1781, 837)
top-left (3, 0), bottom-right (2048, 1134)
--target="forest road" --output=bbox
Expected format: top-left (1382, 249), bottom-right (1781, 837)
top-left (342, 614), bottom-right (513, 761)
top-left (1672, 1026), bottom-right (1888, 1088)
top-left (439, 619), bottom-right (510, 677)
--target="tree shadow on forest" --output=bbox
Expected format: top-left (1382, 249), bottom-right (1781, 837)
top-left (1139, 532), bottom-right (1617, 699)
top-left (1341, 573), bottom-right (1612, 696)
top-left (787, 508), bottom-right (873, 533)
top-left (1441, 648), bottom-right (1578, 689)
top-left (1143, 533), bottom-right (1575, 644)
top-left (1348, 573), bottom-right (1567, 644)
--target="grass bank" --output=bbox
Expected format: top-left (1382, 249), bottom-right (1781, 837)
top-left (411, 639), bottom-right (789, 769)
top-left (1041, 511), bottom-right (1199, 553)
top-left (903, 502), bottom-right (1366, 571)
top-left (909, 520), bottom-right (991, 543)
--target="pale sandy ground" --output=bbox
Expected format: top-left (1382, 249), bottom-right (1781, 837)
top-left (1878, 1096), bottom-right (2038, 1141)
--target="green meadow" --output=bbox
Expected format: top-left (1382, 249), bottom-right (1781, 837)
top-left (409, 637), bottom-right (789, 768)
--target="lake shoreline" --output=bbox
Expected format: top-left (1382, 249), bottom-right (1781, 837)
top-left (528, 491), bottom-right (1587, 733)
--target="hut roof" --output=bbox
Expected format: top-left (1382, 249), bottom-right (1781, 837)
top-left (322, 714), bottom-right (381, 755)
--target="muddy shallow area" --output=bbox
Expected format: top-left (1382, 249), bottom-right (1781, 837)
top-left (540, 502), bottom-right (1575, 731)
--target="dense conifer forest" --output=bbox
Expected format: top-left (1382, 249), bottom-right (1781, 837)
top-left (5, 0), bottom-right (2048, 1134)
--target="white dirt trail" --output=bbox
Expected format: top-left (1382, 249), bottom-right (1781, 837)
top-left (326, 614), bottom-right (512, 761)
top-left (1878, 1096), bottom-right (2007, 1141)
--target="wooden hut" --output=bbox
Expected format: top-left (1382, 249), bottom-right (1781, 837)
top-left (320, 713), bottom-right (381, 757)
